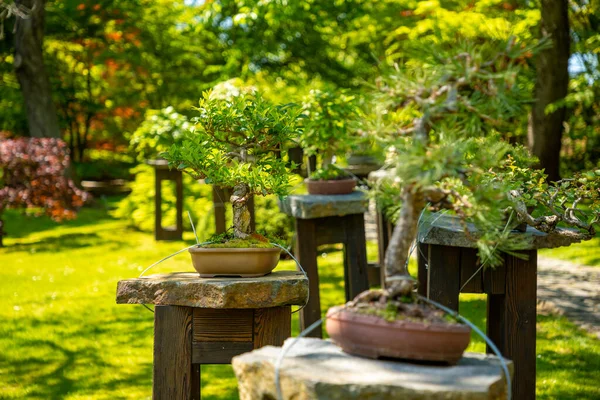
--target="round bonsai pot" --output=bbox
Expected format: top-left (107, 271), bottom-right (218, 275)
top-left (326, 306), bottom-right (471, 365)
top-left (188, 247), bottom-right (281, 278)
top-left (305, 178), bottom-right (356, 195)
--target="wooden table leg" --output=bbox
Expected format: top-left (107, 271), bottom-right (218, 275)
top-left (425, 244), bottom-right (461, 311)
top-left (343, 213), bottom-right (369, 301)
top-left (417, 243), bottom-right (429, 297)
top-left (487, 250), bottom-right (537, 400)
top-left (212, 186), bottom-right (227, 235)
top-left (154, 306), bottom-right (199, 400)
top-left (295, 219), bottom-right (322, 338)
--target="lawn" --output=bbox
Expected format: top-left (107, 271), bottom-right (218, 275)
top-left (540, 235), bottom-right (600, 267)
top-left (0, 199), bottom-right (599, 399)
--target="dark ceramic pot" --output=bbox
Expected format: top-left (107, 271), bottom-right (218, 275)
top-left (305, 178), bottom-right (356, 195)
top-left (326, 306), bottom-right (471, 365)
top-left (189, 247), bottom-right (280, 278)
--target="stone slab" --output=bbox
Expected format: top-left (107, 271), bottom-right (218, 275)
top-left (233, 338), bottom-right (513, 400)
top-left (419, 213), bottom-right (584, 250)
top-left (116, 271), bottom-right (308, 309)
top-left (278, 192), bottom-right (368, 219)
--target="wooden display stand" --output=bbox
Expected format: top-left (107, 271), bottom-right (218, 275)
top-left (417, 214), bottom-right (583, 400)
top-left (117, 271), bottom-right (308, 399)
top-left (279, 192), bottom-right (370, 338)
top-left (148, 159), bottom-right (183, 241)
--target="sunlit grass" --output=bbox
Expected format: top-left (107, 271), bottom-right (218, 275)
top-left (540, 236), bottom-right (600, 267)
top-left (0, 201), bottom-right (598, 399)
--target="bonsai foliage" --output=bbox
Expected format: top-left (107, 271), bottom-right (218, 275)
top-left (0, 138), bottom-right (89, 245)
top-left (130, 107), bottom-right (191, 162)
top-left (163, 90), bottom-right (302, 240)
top-left (300, 88), bottom-right (362, 178)
top-left (374, 38), bottom-right (600, 295)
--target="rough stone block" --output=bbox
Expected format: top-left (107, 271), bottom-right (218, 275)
top-left (232, 338), bottom-right (513, 400)
top-left (116, 271), bottom-right (308, 309)
top-left (279, 192), bottom-right (368, 219)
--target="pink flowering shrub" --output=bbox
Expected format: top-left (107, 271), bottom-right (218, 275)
top-left (0, 138), bottom-right (89, 221)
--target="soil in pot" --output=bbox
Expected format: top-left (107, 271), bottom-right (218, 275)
top-left (326, 290), bottom-right (471, 365)
top-left (305, 178), bottom-right (357, 195)
top-left (189, 235), bottom-right (281, 278)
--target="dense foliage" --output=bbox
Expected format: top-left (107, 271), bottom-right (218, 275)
top-left (301, 88), bottom-right (362, 178)
top-left (129, 107), bottom-right (191, 162)
top-left (163, 90), bottom-right (302, 197)
top-left (374, 38), bottom-right (600, 288)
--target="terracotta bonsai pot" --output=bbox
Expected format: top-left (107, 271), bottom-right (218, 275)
top-left (188, 247), bottom-right (281, 278)
top-left (305, 178), bottom-right (356, 195)
top-left (326, 306), bottom-right (471, 365)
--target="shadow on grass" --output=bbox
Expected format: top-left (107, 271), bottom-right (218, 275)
top-left (0, 311), bottom-right (154, 399)
top-left (1, 202), bottom-right (119, 240)
top-left (2, 230), bottom-right (132, 254)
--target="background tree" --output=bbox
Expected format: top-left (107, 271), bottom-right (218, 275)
top-left (529, 0), bottom-right (571, 181)
top-left (13, 0), bottom-right (61, 138)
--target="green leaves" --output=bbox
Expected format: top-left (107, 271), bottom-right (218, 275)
top-left (162, 90), bottom-right (302, 197)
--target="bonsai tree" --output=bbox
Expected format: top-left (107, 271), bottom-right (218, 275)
top-left (365, 39), bottom-right (600, 298)
top-left (163, 90), bottom-right (302, 241)
top-left (0, 138), bottom-right (89, 246)
top-left (300, 88), bottom-right (362, 179)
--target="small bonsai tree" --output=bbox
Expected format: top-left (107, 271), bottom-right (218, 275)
top-left (366, 39), bottom-right (600, 302)
top-left (300, 88), bottom-right (362, 179)
top-left (163, 90), bottom-right (302, 242)
top-left (0, 138), bottom-right (89, 246)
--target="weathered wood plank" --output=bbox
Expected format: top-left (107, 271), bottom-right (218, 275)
top-left (417, 243), bottom-right (429, 297)
top-left (193, 308), bottom-right (253, 342)
top-left (295, 218), bottom-right (322, 338)
top-left (153, 306), bottom-right (194, 400)
top-left (343, 213), bottom-right (369, 302)
top-left (426, 245), bottom-right (461, 311)
top-left (253, 306), bottom-right (291, 349)
top-left (459, 248), bottom-right (483, 293)
top-left (483, 260), bottom-right (506, 295)
top-left (192, 341), bottom-right (254, 364)
top-left (487, 250), bottom-right (537, 400)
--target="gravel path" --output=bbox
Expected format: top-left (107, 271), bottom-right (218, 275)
top-left (537, 257), bottom-right (600, 339)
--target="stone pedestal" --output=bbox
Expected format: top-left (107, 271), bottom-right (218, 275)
top-left (232, 338), bottom-right (513, 400)
top-left (417, 213), bottom-right (583, 400)
top-left (117, 271), bottom-right (308, 400)
top-left (279, 193), bottom-right (370, 338)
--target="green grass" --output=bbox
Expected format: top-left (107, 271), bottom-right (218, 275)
top-left (540, 236), bottom-right (600, 267)
top-left (0, 201), bottom-right (599, 399)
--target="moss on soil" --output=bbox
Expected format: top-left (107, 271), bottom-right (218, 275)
top-left (202, 239), bottom-right (276, 249)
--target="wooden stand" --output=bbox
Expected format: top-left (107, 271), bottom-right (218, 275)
top-left (279, 193), bottom-right (370, 338)
top-left (117, 271), bottom-right (308, 400)
top-left (417, 214), bottom-right (583, 400)
top-left (148, 159), bottom-right (183, 241)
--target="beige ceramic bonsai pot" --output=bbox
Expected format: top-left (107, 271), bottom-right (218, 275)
top-left (326, 306), bottom-right (471, 364)
top-left (305, 178), bottom-right (356, 195)
top-left (189, 247), bottom-right (281, 278)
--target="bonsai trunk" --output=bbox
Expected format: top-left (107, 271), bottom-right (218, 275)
top-left (383, 186), bottom-right (424, 296)
top-left (231, 183), bottom-right (252, 239)
top-left (321, 150), bottom-right (334, 168)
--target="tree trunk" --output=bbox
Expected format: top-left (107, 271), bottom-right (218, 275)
top-left (383, 186), bottom-right (424, 295)
top-left (13, 0), bottom-right (61, 138)
top-left (528, 0), bottom-right (570, 182)
top-left (231, 183), bottom-right (252, 239)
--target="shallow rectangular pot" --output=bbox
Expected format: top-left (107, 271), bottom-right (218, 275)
top-left (189, 246), bottom-right (281, 278)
